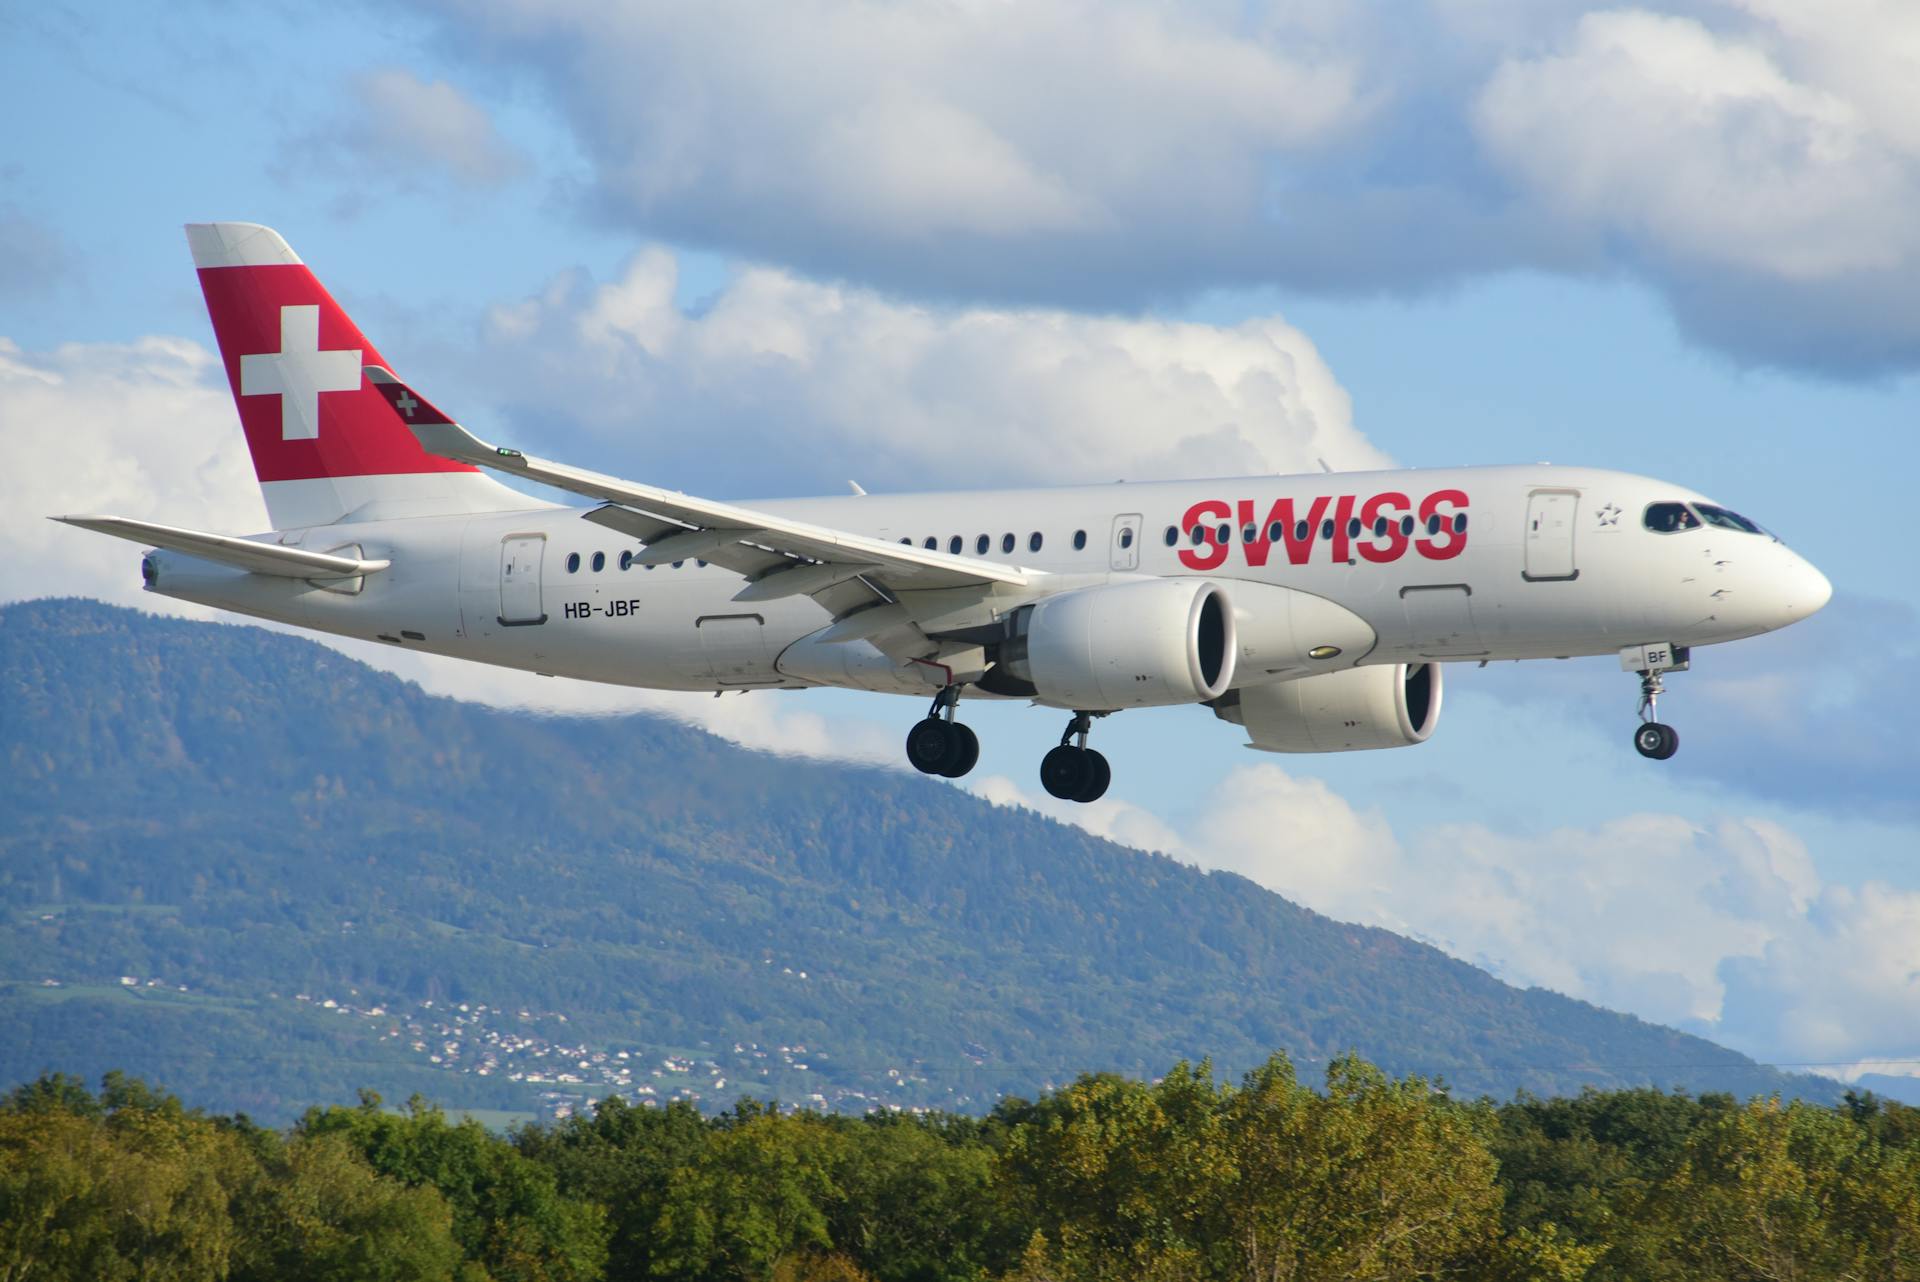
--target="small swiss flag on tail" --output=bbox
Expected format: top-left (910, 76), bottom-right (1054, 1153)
top-left (187, 223), bottom-right (477, 485)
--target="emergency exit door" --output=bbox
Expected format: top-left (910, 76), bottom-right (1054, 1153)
top-left (1110, 513), bottom-right (1142, 571)
top-left (1523, 490), bottom-right (1579, 581)
top-left (499, 535), bottom-right (547, 624)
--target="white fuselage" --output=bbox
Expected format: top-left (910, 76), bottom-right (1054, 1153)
top-left (143, 464), bottom-right (1830, 698)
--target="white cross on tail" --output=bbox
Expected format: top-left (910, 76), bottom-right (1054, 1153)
top-left (240, 305), bottom-right (361, 440)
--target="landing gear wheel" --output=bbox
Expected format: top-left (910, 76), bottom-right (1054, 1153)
top-left (1633, 722), bottom-right (1679, 760)
top-left (907, 685), bottom-right (980, 778)
top-left (1074, 749), bottom-right (1111, 803)
top-left (1040, 745), bottom-right (1094, 800)
top-left (939, 722), bottom-right (980, 779)
top-left (906, 718), bottom-right (958, 775)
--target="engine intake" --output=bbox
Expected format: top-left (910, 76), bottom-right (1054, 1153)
top-left (1214, 662), bottom-right (1441, 752)
top-left (1001, 578), bottom-right (1237, 709)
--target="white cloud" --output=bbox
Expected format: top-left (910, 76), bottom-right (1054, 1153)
top-left (290, 68), bottom-right (526, 194)
top-left (414, 0), bottom-right (1920, 371)
top-left (433, 0), bottom-right (1357, 249)
top-left (1474, 9), bottom-right (1920, 281)
top-left (0, 335), bottom-right (264, 613)
top-left (474, 245), bottom-right (1386, 496)
top-left (1102, 760), bottom-right (1920, 1076)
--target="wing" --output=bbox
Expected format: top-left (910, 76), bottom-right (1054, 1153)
top-left (366, 366), bottom-right (1033, 658)
top-left (53, 515), bottom-right (390, 579)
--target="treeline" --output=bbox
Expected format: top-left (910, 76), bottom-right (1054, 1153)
top-left (4, 1055), bottom-right (1918, 1282)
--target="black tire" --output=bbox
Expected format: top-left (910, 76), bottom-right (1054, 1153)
top-left (1633, 722), bottom-right (1679, 760)
top-left (1074, 749), bottom-right (1111, 803)
top-left (1040, 744), bottom-right (1092, 799)
top-left (906, 718), bottom-right (955, 775)
top-left (939, 723), bottom-right (980, 778)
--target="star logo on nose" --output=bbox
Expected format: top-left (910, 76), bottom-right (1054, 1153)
top-left (1596, 503), bottom-right (1622, 527)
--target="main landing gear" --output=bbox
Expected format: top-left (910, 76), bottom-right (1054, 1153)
top-left (1623, 643), bottom-right (1689, 761)
top-left (906, 686), bottom-right (979, 779)
top-left (903, 692), bottom-right (1112, 803)
top-left (1040, 712), bottom-right (1111, 804)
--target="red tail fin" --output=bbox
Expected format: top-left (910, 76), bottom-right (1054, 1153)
top-left (187, 223), bottom-right (521, 530)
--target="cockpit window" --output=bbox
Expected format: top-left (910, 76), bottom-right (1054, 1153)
top-left (1695, 503), bottom-right (1764, 535)
top-left (1644, 502), bottom-right (1701, 533)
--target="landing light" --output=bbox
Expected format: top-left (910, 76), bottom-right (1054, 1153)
top-left (1309, 645), bottom-right (1342, 660)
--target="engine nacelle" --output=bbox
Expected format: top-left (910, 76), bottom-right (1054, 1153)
top-left (1003, 578), bottom-right (1237, 710)
top-left (1213, 662), bottom-right (1441, 752)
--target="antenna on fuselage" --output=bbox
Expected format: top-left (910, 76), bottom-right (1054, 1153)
top-left (1316, 457), bottom-right (1334, 474)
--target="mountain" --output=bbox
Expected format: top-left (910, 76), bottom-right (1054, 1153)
top-left (0, 598), bottom-right (1832, 1123)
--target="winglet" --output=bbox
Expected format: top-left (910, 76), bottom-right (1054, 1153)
top-left (363, 365), bottom-right (526, 469)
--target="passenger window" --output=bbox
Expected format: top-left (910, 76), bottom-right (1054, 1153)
top-left (591, 552), bottom-right (605, 571)
top-left (899, 537), bottom-right (910, 545)
top-left (620, 550), bottom-right (633, 570)
top-left (924, 537), bottom-right (938, 550)
top-left (976, 534), bottom-right (990, 555)
top-left (1644, 502), bottom-right (1701, 533)
top-left (1695, 503), bottom-right (1763, 534)
top-left (1321, 519), bottom-right (1334, 540)
top-left (1242, 524), bottom-right (1258, 543)
top-left (1163, 525), bottom-right (1178, 547)
top-left (1372, 517), bottom-right (1387, 537)
top-left (1347, 518), bottom-right (1361, 539)
top-left (1399, 515), bottom-right (1414, 537)
top-left (672, 560), bottom-right (684, 569)
top-left (1191, 526), bottom-right (1206, 546)
top-left (1001, 533), bottom-right (1015, 554)
top-left (566, 552), bottom-right (581, 573)
top-left (1073, 529), bottom-right (1087, 550)
top-left (1216, 523), bottom-right (1231, 544)
top-left (949, 535), bottom-right (963, 554)
top-left (1426, 515), bottom-right (1441, 535)
top-left (1029, 532), bottom-right (1043, 553)
top-left (1267, 522), bottom-right (1283, 542)
top-left (1296, 520), bottom-right (1311, 542)
top-left (1119, 528), bottom-right (1135, 549)
top-left (1454, 513), bottom-right (1468, 533)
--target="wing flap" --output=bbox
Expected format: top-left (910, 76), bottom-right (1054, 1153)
top-left (53, 516), bottom-right (390, 579)
top-left (368, 365), bottom-right (1029, 595)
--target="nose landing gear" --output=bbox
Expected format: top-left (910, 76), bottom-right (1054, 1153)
top-left (906, 686), bottom-right (979, 778)
top-left (1040, 711), bottom-right (1111, 803)
top-left (1623, 643), bottom-right (1688, 761)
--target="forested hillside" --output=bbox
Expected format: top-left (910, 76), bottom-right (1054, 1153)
top-left (1, 599), bottom-right (1830, 1122)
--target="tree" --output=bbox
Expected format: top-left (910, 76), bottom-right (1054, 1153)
top-left (299, 1092), bottom-right (607, 1282)
top-left (1219, 1054), bottom-right (1502, 1282)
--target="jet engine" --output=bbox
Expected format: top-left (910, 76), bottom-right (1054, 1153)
top-left (1212, 662), bottom-right (1441, 752)
top-left (997, 578), bottom-right (1236, 710)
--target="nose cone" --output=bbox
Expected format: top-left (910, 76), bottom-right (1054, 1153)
top-left (1773, 549), bottom-right (1832, 625)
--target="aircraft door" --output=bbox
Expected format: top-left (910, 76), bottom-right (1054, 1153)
top-left (1523, 490), bottom-right (1579, 581)
top-left (499, 535), bottom-right (547, 625)
top-left (697, 613), bottom-right (775, 683)
top-left (1110, 513), bottom-right (1142, 571)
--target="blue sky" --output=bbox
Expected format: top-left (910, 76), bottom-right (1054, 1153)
top-left (4, 0), bottom-right (1917, 1087)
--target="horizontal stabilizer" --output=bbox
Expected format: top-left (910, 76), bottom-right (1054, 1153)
top-left (53, 515), bottom-right (391, 579)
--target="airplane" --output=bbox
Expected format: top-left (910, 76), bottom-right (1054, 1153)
top-left (57, 223), bottom-right (1833, 803)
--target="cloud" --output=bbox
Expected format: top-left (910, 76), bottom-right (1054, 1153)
top-left (288, 68), bottom-right (526, 195)
top-left (982, 758), bottom-right (1919, 1076)
top-left (414, 0), bottom-right (1920, 373)
top-left (1474, 6), bottom-right (1920, 373)
top-left (1457, 594), bottom-right (1920, 823)
top-left (465, 245), bottom-right (1387, 498)
top-left (0, 335), bottom-right (263, 612)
